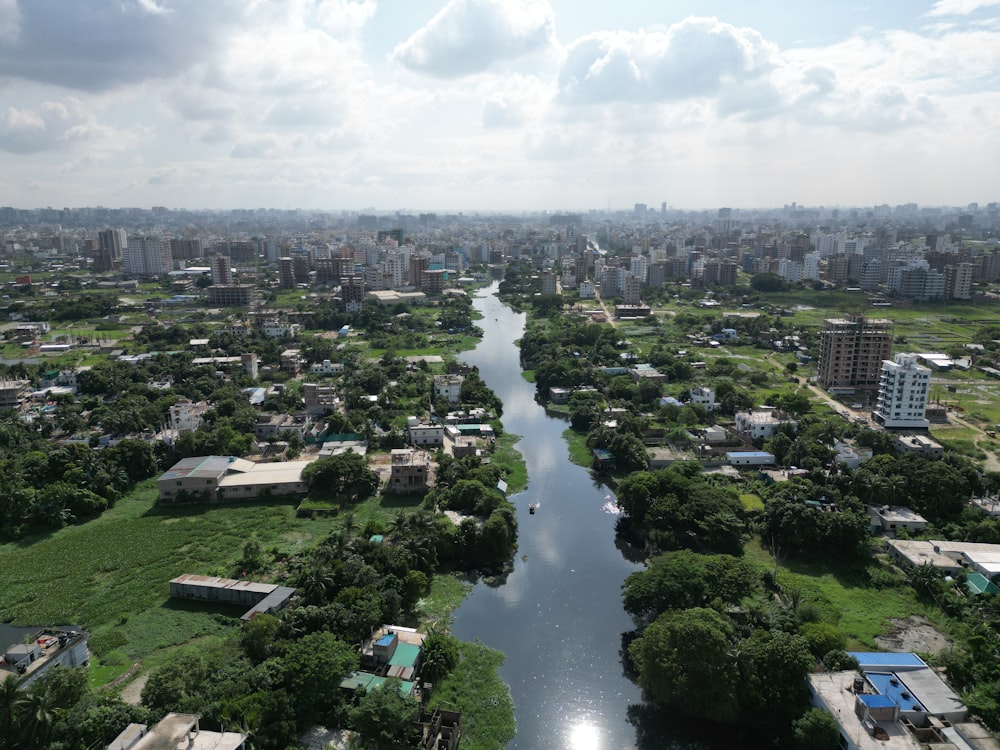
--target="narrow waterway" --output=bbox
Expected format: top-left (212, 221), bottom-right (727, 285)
top-left (451, 283), bottom-right (647, 749)
top-left (452, 283), bottom-right (760, 750)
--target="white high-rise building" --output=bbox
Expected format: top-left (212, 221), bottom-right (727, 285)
top-left (803, 252), bottom-right (821, 281)
top-left (872, 353), bottom-right (930, 429)
top-left (124, 236), bottom-right (171, 278)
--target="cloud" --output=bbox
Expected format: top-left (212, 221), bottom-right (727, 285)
top-left (557, 17), bottom-right (777, 105)
top-left (391, 0), bottom-right (555, 78)
top-left (925, 0), bottom-right (1000, 16)
top-left (0, 98), bottom-right (89, 153)
top-left (0, 0), bottom-right (20, 43)
top-left (0, 0), bottom-right (247, 91)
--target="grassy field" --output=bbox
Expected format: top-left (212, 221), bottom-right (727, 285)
top-left (561, 428), bottom-right (592, 468)
top-left (744, 538), bottom-right (939, 649)
top-left (426, 640), bottom-right (515, 750)
top-left (0, 481), bottom-right (382, 679)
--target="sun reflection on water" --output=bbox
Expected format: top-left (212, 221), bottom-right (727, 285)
top-left (567, 720), bottom-right (601, 750)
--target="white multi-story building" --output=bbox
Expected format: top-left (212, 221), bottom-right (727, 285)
top-left (803, 252), bottom-right (821, 281)
top-left (872, 353), bottom-right (930, 429)
top-left (124, 236), bottom-right (172, 278)
top-left (735, 408), bottom-right (795, 440)
top-left (434, 374), bottom-right (464, 404)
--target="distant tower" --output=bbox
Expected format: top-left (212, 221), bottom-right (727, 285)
top-left (211, 256), bottom-right (232, 285)
top-left (279, 257), bottom-right (295, 289)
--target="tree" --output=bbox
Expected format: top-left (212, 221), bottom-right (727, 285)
top-left (791, 708), bottom-right (841, 750)
top-left (351, 678), bottom-right (419, 749)
top-left (301, 451), bottom-right (379, 503)
top-left (419, 631), bottom-right (460, 684)
top-left (628, 607), bottom-right (740, 723)
top-left (281, 631), bottom-right (359, 725)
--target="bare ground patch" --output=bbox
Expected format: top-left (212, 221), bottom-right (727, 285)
top-left (874, 615), bottom-right (952, 655)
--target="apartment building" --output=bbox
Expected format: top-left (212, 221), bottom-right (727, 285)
top-left (817, 317), bottom-right (893, 391)
top-left (872, 353), bottom-right (930, 429)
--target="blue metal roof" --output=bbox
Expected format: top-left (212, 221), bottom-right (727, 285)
top-left (866, 673), bottom-right (928, 712)
top-left (849, 652), bottom-right (927, 669)
top-left (858, 693), bottom-right (897, 709)
top-left (726, 451), bottom-right (775, 458)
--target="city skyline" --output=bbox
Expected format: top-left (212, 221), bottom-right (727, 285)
top-left (0, 0), bottom-right (998, 211)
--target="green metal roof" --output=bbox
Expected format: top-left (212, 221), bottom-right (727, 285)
top-left (966, 572), bottom-right (1000, 595)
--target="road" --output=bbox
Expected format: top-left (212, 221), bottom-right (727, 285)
top-left (593, 289), bottom-right (617, 328)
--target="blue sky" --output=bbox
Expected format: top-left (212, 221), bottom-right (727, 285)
top-left (0, 0), bottom-right (997, 211)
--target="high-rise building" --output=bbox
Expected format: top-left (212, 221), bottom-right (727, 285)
top-left (278, 257), bottom-right (295, 289)
top-left (872, 353), bottom-right (930, 429)
top-left (98, 228), bottom-right (127, 263)
top-left (210, 255), bottom-right (232, 286)
top-left (124, 236), bottom-right (172, 278)
top-left (945, 263), bottom-right (973, 300)
top-left (817, 317), bottom-right (893, 391)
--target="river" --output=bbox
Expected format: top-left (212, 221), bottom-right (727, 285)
top-left (452, 283), bottom-right (724, 750)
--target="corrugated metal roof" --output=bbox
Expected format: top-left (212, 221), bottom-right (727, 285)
top-left (850, 652), bottom-right (927, 669)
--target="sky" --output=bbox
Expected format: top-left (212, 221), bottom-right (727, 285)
top-left (0, 0), bottom-right (997, 212)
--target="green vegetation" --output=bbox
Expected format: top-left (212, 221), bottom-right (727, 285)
top-left (426, 641), bottom-right (515, 750)
top-left (562, 428), bottom-right (592, 467)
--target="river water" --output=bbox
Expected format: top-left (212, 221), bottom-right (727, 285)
top-left (452, 283), bottom-right (761, 750)
top-left (450, 284), bottom-right (652, 750)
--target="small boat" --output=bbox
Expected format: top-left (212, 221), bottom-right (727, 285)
top-left (528, 504), bottom-right (536, 514)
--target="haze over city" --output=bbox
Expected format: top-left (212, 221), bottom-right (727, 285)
top-left (0, 0), bottom-right (998, 212)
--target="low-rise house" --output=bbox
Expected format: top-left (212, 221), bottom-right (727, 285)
top-left (309, 359), bottom-right (344, 375)
top-left (389, 449), bottom-right (431, 492)
top-left (895, 434), bottom-right (943, 458)
top-left (888, 539), bottom-right (1000, 578)
top-left (833, 440), bottom-right (873, 469)
top-left (808, 652), bottom-right (970, 750)
top-left (253, 412), bottom-right (312, 441)
top-left (869, 505), bottom-right (927, 535)
top-left (434, 374), bottom-right (464, 404)
top-left (408, 418), bottom-right (444, 447)
top-left (627, 364), bottom-right (667, 382)
top-left (689, 386), bottom-right (716, 412)
top-left (735, 408), bottom-right (795, 441)
top-left (107, 712), bottom-right (247, 750)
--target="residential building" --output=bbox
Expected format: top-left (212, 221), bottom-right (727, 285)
top-left (0, 379), bottom-right (30, 409)
top-left (207, 284), bottom-right (256, 306)
top-left (124, 236), bottom-right (172, 278)
top-left (872, 354), bottom-right (930, 429)
top-left (689, 386), bottom-right (715, 412)
top-left (869, 506), bottom-right (928, 535)
top-left (108, 713), bottom-right (247, 750)
top-left (894, 434), bottom-right (943, 458)
top-left (389, 448), bottom-right (431, 492)
top-left (735, 408), bottom-right (794, 440)
top-left (434, 374), bottom-right (464, 404)
top-left (210, 255), bottom-right (232, 285)
top-left (817, 317), bottom-right (893, 391)
top-left (809, 652), bottom-right (971, 750)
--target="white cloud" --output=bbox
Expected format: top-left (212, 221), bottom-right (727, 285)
top-left (0, 0), bottom-right (248, 91)
top-left (557, 18), bottom-right (777, 105)
top-left (0, 0), bottom-right (21, 43)
top-left (925, 0), bottom-right (1000, 16)
top-left (391, 0), bottom-right (556, 78)
top-left (0, 98), bottom-right (87, 153)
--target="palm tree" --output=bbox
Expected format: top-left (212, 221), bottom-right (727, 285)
top-left (16, 690), bottom-right (55, 748)
top-left (0, 674), bottom-right (22, 749)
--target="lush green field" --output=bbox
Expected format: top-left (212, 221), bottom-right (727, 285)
top-left (0, 482), bottom-right (349, 673)
top-left (744, 539), bottom-right (938, 649)
top-left (561, 428), bottom-right (592, 468)
top-left (426, 640), bottom-right (515, 750)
